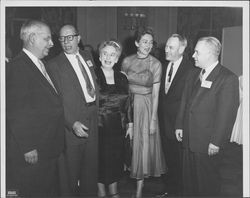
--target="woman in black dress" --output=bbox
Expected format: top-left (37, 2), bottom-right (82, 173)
top-left (95, 40), bottom-right (132, 198)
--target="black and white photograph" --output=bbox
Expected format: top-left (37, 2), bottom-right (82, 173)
top-left (1, 1), bottom-right (249, 198)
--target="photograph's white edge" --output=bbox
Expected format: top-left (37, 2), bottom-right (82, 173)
top-left (0, 1), bottom-right (249, 197)
top-left (242, 2), bottom-right (249, 197)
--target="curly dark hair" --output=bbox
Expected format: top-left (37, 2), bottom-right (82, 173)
top-left (135, 26), bottom-right (154, 43)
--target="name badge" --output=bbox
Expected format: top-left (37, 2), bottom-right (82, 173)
top-left (86, 60), bottom-right (93, 67)
top-left (201, 80), bottom-right (212, 88)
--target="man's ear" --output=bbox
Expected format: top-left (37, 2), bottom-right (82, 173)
top-left (77, 35), bottom-right (81, 44)
top-left (29, 33), bottom-right (36, 45)
top-left (178, 45), bottom-right (185, 54)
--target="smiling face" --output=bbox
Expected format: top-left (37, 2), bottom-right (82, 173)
top-left (135, 33), bottom-right (153, 57)
top-left (32, 25), bottom-right (53, 59)
top-left (165, 37), bottom-right (184, 62)
top-left (59, 25), bottom-right (80, 54)
top-left (99, 45), bottom-right (119, 69)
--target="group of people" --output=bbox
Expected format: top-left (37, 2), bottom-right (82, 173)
top-left (6, 19), bottom-right (240, 198)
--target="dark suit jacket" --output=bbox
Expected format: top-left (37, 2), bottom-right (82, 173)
top-left (47, 50), bottom-right (99, 146)
top-left (175, 63), bottom-right (239, 153)
top-left (158, 56), bottom-right (195, 139)
top-left (6, 51), bottom-right (64, 162)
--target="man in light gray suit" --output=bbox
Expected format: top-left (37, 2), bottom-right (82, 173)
top-left (47, 24), bottom-right (99, 197)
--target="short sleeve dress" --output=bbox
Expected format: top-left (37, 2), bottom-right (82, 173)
top-left (122, 54), bottom-right (166, 179)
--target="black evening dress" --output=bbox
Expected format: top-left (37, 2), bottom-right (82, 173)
top-left (95, 67), bottom-right (132, 185)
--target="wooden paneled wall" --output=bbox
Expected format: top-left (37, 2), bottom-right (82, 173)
top-left (77, 7), bottom-right (177, 56)
top-left (77, 7), bottom-right (117, 51)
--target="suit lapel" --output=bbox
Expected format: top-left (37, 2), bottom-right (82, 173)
top-left (79, 51), bottom-right (99, 95)
top-left (168, 58), bottom-right (186, 93)
top-left (191, 64), bottom-right (222, 107)
top-left (160, 61), bottom-right (168, 94)
top-left (206, 63), bottom-right (222, 82)
top-left (22, 52), bottom-right (58, 96)
top-left (59, 52), bottom-right (87, 102)
top-left (162, 58), bottom-right (188, 95)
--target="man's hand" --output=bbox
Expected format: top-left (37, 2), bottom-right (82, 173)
top-left (175, 129), bottom-right (183, 142)
top-left (73, 121), bottom-right (89, 138)
top-left (24, 149), bottom-right (38, 164)
top-left (208, 143), bottom-right (220, 156)
top-left (126, 127), bottom-right (133, 140)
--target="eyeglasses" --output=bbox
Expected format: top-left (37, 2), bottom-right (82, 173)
top-left (58, 34), bottom-right (78, 42)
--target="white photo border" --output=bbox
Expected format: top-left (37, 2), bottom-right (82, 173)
top-left (1, 1), bottom-right (249, 197)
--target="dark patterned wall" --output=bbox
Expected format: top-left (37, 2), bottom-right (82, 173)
top-left (6, 7), bottom-right (77, 60)
top-left (6, 7), bottom-right (242, 62)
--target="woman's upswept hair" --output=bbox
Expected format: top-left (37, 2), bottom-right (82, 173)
top-left (135, 26), bottom-right (154, 43)
top-left (98, 39), bottom-right (123, 58)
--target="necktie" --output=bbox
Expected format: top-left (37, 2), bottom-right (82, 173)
top-left (165, 63), bottom-right (174, 94)
top-left (76, 55), bottom-right (95, 98)
top-left (199, 69), bottom-right (206, 82)
top-left (38, 60), bottom-right (57, 93)
top-left (168, 63), bottom-right (174, 82)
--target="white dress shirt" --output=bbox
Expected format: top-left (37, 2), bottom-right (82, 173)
top-left (65, 52), bottom-right (96, 102)
top-left (165, 56), bottom-right (183, 93)
top-left (201, 60), bottom-right (219, 82)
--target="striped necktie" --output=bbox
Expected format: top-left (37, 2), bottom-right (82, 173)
top-left (165, 62), bottom-right (174, 94)
top-left (76, 55), bottom-right (95, 98)
top-left (38, 60), bottom-right (57, 93)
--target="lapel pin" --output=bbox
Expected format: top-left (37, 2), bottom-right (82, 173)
top-left (86, 60), bottom-right (93, 67)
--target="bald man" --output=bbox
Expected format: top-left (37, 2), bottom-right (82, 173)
top-left (6, 20), bottom-right (64, 197)
top-left (47, 24), bottom-right (99, 196)
top-left (175, 37), bottom-right (239, 196)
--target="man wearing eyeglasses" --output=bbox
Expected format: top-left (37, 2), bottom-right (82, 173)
top-left (47, 24), bottom-right (99, 197)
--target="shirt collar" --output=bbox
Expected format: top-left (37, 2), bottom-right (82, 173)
top-left (23, 48), bottom-right (40, 65)
top-left (64, 49), bottom-right (80, 58)
top-left (169, 56), bottom-right (183, 67)
top-left (204, 60), bottom-right (219, 74)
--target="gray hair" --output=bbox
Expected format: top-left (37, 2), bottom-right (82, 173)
top-left (99, 39), bottom-right (122, 58)
top-left (20, 20), bottom-right (49, 44)
top-left (198, 36), bottom-right (222, 57)
top-left (170, 34), bottom-right (187, 48)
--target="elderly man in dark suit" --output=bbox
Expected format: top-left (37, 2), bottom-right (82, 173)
top-left (158, 34), bottom-right (195, 197)
top-left (47, 24), bottom-right (99, 197)
top-left (175, 36), bottom-right (239, 196)
top-left (6, 20), bottom-right (64, 197)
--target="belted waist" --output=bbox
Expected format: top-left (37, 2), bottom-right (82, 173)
top-left (129, 84), bottom-right (152, 95)
top-left (86, 100), bottom-right (96, 106)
